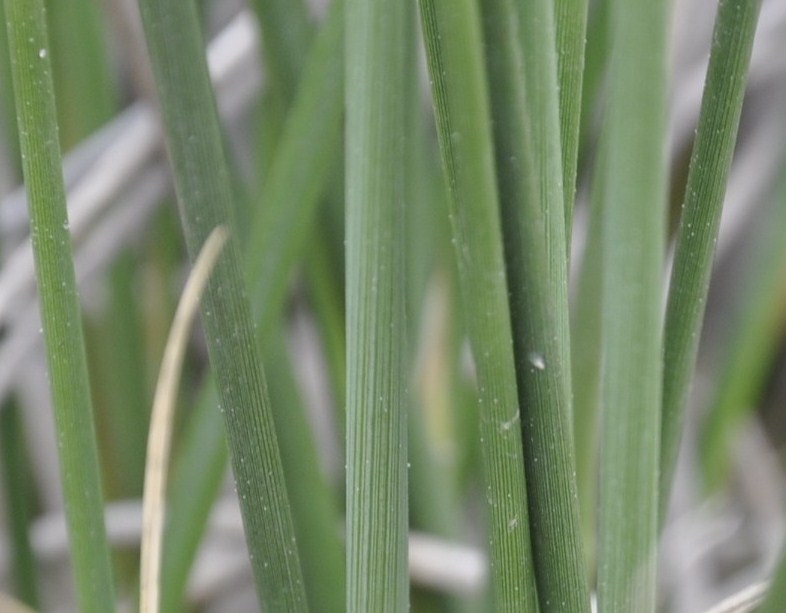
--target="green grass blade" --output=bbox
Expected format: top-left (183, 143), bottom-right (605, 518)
top-left (578, 0), bottom-right (610, 158)
top-left (246, 1), bottom-right (343, 343)
top-left (0, 402), bottom-right (40, 607)
top-left (304, 232), bottom-right (347, 417)
top-left (44, 0), bottom-right (115, 149)
top-left (162, 329), bottom-right (348, 613)
top-left (570, 140), bottom-right (607, 572)
top-left (699, 172), bottom-right (786, 492)
top-left (553, 0), bottom-right (588, 243)
top-left (417, 1), bottom-right (539, 609)
top-left (160, 7), bottom-right (345, 608)
top-left (659, 0), bottom-right (762, 512)
top-left (264, 334), bottom-right (346, 613)
top-left (507, 0), bottom-right (573, 399)
top-left (479, 0), bottom-right (589, 610)
top-left (136, 1), bottom-right (308, 608)
top-left (248, 0), bottom-right (313, 101)
top-left (0, 0), bottom-right (20, 174)
top-left (344, 0), bottom-right (411, 608)
top-left (247, 0), bottom-right (313, 177)
top-left (160, 380), bottom-right (228, 613)
top-left (94, 251), bottom-right (150, 498)
top-left (3, 1), bottom-right (116, 609)
top-left (249, 0), bottom-right (349, 424)
top-left (249, 6), bottom-right (348, 569)
top-left (597, 0), bottom-right (668, 610)
top-left (403, 61), bottom-right (474, 613)
top-left (403, 44), bottom-right (460, 545)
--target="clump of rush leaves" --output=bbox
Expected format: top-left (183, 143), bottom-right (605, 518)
top-left (1, 0), bottom-right (781, 612)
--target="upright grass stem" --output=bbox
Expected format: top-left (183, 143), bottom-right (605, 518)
top-left (0, 0), bottom-right (20, 173)
top-left (417, 1), bottom-right (538, 609)
top-left (480, 0), bottom-right (590, 609)
top-left (570, 140), bottom-right (607, 570)
top-left (246, 1), bottom-right (343, 344)
top-left (474, 0), bottom-right (589, 611)
top-left (247, 0), bottom-right (313, 180)
top-left (160, 6), bottom-right (345, 608)
top-left (3, 1), bottom-right (116, 610)
top-left (345, 0), bottom-right (411, 609)
top-left (160, 381), bottom-right (228, 613)
top-left (0, 402), bottom-right (40, 607)
top-left (98, 252), bottom-right (150, 498)
top-left (304, 233), bottom-right (347, 415)
top-left (249, 0), bottom-right (349, 426)
top-left (700, 161), bottom-right (786, 492)
top-left (248, 0), bottom-right (313, 103)
top-left (402, 55), bottom-right (471, 613)
top-left (509, 0), bottom-right (576, 412)
top-left (44, 0), bottom-right (115, 149)
top-left (598, 0), bottom-right (668, 610)
top-left (579, 0), bottom-right (610, 156)
top-left (136, 1), bottom-right (307, 609)
top-left (660, 0), bottom-right (762, 513)
top-left (263, 334), bottom-right (346, 613)
top-left (553, 0), bottom-right (588, 243)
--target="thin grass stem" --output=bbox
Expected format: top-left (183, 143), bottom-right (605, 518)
top-left (344, 0), bottom-right (411, 608)
top-left (417, 1), bottom-right (539, 609)
top-left (481, 0), bottom-right (590, 608)
top-left (160, 6), bottom-right (345, 607)
top-left (246, 0), bottom-right (343, 343)
top-left (597, 0), bottom-right (669, 609)
top-left (3, 1), bottom-right (116, 609)
top-left (139, 227), bottom-right (227, 613)
top-left (97, 251), bottom-right (151, 497)
top-left (570, 139), bottom-right (606, 571)
top-left (699, 164), bottom-right (786, 492)
top-left (44, 0), bottom-right (115, 149)
top-left (248, 0), bottom-right (313, 103)
top-left (159, 381), bottom-right (228, 613)
top-left (0, 0), bottom-right (20, 174)
top-left (660, 0), bottom-right (763, 513)
top-left (136, 0), bottom-right (308, 608)
top-left (553, 0), bottom-right (588, 244)
top-left (264, 334), bottom-right (346, 613)
top-left (0, 402), bottom-right (40, 607)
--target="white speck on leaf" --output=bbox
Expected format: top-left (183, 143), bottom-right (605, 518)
top-left (528, 351), bottom-right (546, 370)
top-left (501, 410), bottom-right (520, 431)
